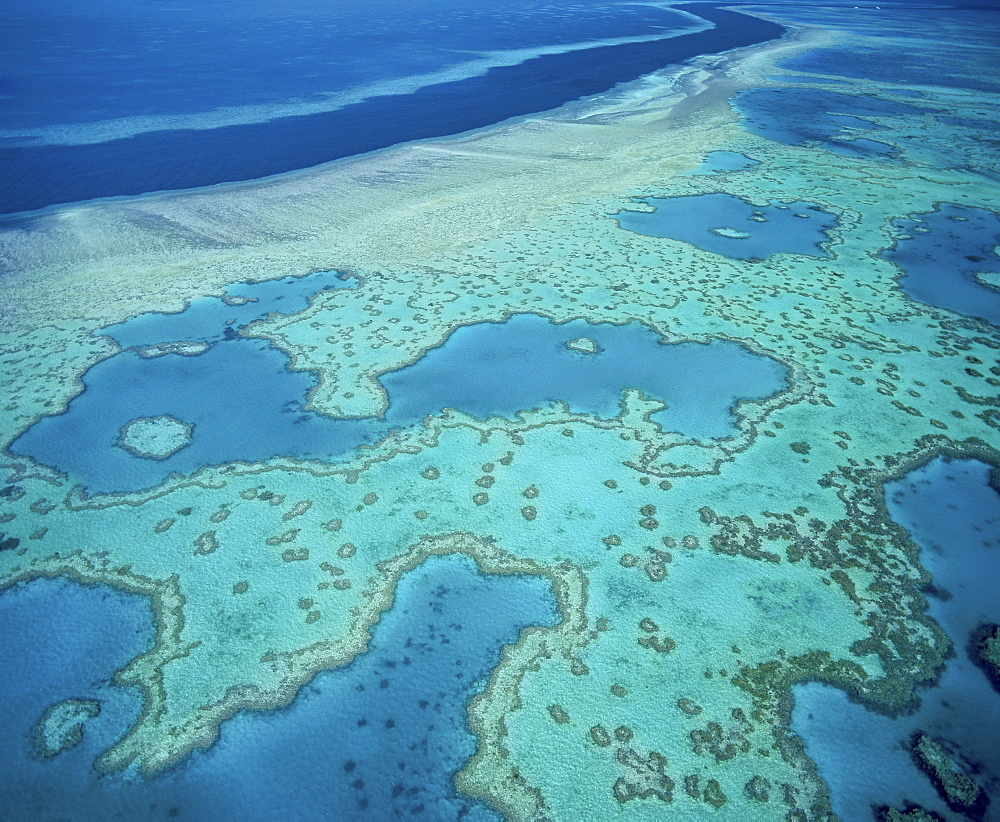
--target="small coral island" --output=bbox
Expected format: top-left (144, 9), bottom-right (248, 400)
top-left (33, 699), bottom-right (101, 758)
top-left (117, 415), bottom-right (194, 460)
top-left (564, 336), bottom-right (600, 354)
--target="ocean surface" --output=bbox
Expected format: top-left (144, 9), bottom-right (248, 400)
top-left (2, 0), bottom-right (1000, 820)
top-left (0, 0), bottom-right (782, 215)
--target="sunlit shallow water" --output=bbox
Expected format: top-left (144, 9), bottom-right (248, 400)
top-left (2, 0), bottom-right (1000, 819)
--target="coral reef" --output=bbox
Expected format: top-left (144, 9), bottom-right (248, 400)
top-left (32, 698), bottom-right (101, 758)
top-left (0, 1), bottom-right (997, 819)
top-left (910, 734), bottom-right (989, 818)
top-left (117, 416), bottom-right (194, 460)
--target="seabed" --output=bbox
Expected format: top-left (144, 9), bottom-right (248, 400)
top-left (1, 2), bottom-right (998, 820)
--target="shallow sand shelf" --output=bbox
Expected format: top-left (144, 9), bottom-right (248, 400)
top-left (1, 0), bottom-right (998, 819)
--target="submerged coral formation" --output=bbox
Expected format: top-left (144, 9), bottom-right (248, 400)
top-left (969, 623), bottom-right (1000, 693)
top-left (0, 1), bottom-right (998, 820)
top-left (876, 806), bottom-right (945, 822)
top-left (910, 734), bottom-right (989, 818)
top-left (32, 698), bottom-right (101, 758)
top-left (117, 416), bottom-right (194, 461)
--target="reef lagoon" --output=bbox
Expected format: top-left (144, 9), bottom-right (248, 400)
top-left (1, 0), bottom-right (999, 820)
top-left (11, 312), bottom-right (787, 493)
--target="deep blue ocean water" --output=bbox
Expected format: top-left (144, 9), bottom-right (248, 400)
top-left (11, 311), bottom-right (788, 493)
top-left (0, 554), bottom-right (558, 820)
top-left (0, 2), bottom-right (784, 215)
top-left (884, 204), bottom-right (1000, 326)
top-left (0, 0), bottom-right (700, 131)
top-left (615, 193), bottom-right (837, 260)
top-left (792, 457), bottom-right (1000, 820)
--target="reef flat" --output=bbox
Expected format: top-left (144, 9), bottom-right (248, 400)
top-left (1, 1), bottom-right (999, 820)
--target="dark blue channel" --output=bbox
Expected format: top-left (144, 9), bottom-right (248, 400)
top-left (10, 312), bottom-right (789, 493)
top-left (884, 203), bottom-right (1000, 325)
top-left (0, 554), bottom-right (559, 821)
top-left (615, 192), bottom-right (837, 260)
top-left (0, 4), bottom-right (785, 215)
